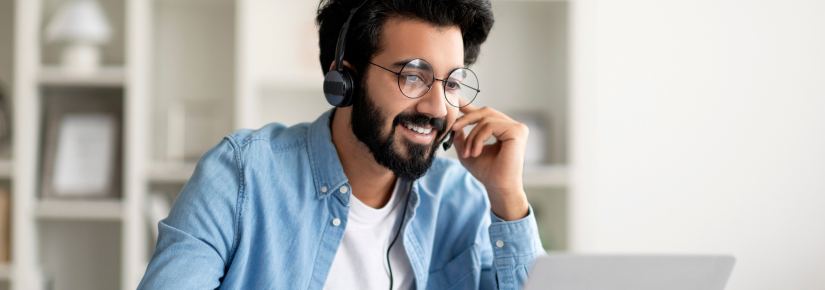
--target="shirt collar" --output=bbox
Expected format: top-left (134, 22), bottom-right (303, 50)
top-left (306, 108), bottom-right (422, 213)
top-left (307, 109), bottom-right (349, 200)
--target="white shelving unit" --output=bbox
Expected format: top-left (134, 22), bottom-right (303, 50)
top-left (12, 0), bottom-right (149, 289)
top-left (7, 0), bottom-right (570, 289)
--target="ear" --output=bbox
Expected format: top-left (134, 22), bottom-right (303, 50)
top-left (328, 60), bottom-right (355, 73)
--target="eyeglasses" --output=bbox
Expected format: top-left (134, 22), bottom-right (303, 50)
top-left (369, 59), bottom-right (480, 108)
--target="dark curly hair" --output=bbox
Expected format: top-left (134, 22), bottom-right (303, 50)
top-left (316, 0), bottom-right (494, 78)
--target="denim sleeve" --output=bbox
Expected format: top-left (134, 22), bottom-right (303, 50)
top-left (481, 206), bottom-right (545, 290)
top-left (138, 137), bottom-right (243, 289)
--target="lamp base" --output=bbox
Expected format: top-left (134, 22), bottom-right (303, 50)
top-left (61, 43), bottom-right (102, 76)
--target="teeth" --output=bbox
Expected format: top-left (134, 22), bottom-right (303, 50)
top-left (404, 123), bottom-right (432, 135)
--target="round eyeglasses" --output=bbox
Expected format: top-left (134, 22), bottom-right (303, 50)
top-left (369, 59), bottom-right (480, 108)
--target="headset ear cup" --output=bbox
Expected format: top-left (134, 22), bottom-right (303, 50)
top-left (338, 69), bottom-right (356, 107)
top-left (323, 69), bottom-right (356, 107)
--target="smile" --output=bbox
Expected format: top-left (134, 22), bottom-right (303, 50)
top-left (399, 122), bottom-right (436, 143)
top-left (404, 122), bottom-right (433, 135)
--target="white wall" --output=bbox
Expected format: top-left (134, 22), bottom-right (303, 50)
top-left (570, 1), bottom-right (825, 289)
top-left (249, 0), bottom-right (329, 129)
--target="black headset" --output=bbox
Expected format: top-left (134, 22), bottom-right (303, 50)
top-left (323, 1), bottom-right (370, 107)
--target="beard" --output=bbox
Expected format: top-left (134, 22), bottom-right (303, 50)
top-left (349, 81), bottom-right (448, 181)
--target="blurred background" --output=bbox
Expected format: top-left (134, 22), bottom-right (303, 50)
top-left (0, 0), bottom-right (822, 289)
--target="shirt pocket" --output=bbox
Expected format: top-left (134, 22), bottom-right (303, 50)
top-left (427, 244), bottom-right (481, 290)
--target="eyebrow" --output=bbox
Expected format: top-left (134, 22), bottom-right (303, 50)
top-left (391, 59), bottom-right (416, 68)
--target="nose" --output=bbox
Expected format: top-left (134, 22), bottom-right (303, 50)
top-left (416, 80), bottom-right (449, 119)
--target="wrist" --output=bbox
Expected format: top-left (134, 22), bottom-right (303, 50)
top-left (488, 187), bottom-right (529, 221)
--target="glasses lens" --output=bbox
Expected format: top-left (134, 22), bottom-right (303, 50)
top-left (444, 68), bottom-right (479, 107)
top-left (398, 59), bottom-right (434, 99)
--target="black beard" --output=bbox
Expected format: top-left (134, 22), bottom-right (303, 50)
top-left (349, 82), bottom-right (447, 181)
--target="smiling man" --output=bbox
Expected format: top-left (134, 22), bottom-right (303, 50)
top-left (138, 0), bottom-right (544, 289)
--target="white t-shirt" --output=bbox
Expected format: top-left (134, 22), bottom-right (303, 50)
top-left (323, 179), bottom-right (415, 290)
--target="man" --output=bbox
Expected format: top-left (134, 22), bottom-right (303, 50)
top-left (138, 0), bottom-right (544, 289)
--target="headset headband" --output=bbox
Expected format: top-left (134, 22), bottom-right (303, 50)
top-left (334, 0), bottom-right (369, 72)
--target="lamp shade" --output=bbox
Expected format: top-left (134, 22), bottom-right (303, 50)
top-left (45, 0), bottom-right (112, 44)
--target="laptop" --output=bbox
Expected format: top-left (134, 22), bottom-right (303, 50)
top-left (523, 254), bottom-right (735, 290)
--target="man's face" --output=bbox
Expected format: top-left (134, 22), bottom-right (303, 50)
top-left (350, 18), bottom-right (464, 181)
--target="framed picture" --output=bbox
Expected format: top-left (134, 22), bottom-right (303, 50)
top-left (40, 87), bottom-right (123, 199)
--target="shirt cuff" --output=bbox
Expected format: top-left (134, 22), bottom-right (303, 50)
top-left (488, 204), bottom-right (544, 266)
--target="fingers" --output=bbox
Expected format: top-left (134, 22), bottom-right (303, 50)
top-left (452, 106), bottom-right (489, 131)
top-left (464, 121), bottom-right (493, 158)
top-left (453, 126), bottom-right (467, 157)
top-left (458, 103), bottom-right (479, 114)
top-left (452, 106), bottom-right (514, 132)
top-left (451, 105), bottom-right (527, 158)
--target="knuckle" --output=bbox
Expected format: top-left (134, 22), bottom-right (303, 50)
top-left (482, 106), bottom-right (501, 115)
top-left (517, 122), bottom-right (529, 132)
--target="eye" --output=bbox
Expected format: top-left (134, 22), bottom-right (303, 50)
top-left (401, 72), bottom-right (427, 86)
top-left (446, 80), bottom-right (462, 90)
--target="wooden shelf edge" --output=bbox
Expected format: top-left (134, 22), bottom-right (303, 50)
top-left (35, 199), bottom-right (123, 221)
top-left (38, 66), bottom-right (127, 87)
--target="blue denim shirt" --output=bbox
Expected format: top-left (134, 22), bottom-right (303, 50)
top-left (138, 110), bottom-right (544, 290)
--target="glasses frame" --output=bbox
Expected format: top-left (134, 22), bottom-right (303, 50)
top-left (369, 59), bottom-right (480, 108)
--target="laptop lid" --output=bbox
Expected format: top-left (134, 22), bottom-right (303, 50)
top-left (523, 254), bottom-right (735, 290)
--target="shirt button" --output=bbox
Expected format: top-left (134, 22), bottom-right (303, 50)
top-left (321, 186), bottom-right (328, 193)
top-left (496, 240), bottom-right (505, 248)
top-left (339, 186), bottom-right (348, 194)
top-left (332, 218), bottom-right (341, 226)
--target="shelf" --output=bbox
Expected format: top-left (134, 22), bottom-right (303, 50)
top-left (0, 263), bottom-right (9, 281)
top-left (35, 199), bottom-right (123, 221)
top-left (523, 165), bottom-right (568, 188)
top-left (38, 66), bottom-right (126, 87)
top-left (0, 159), bottom-right (11, 179)
top-left (147, 162), bottom-right (196, 183)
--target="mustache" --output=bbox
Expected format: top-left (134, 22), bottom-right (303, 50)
top-left (392, 112), bottom-right (448, 135)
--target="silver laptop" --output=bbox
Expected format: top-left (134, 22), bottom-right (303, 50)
top-left (523, 254), bottom-right (735, 290)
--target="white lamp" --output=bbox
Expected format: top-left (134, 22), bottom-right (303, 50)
top-left (45, 0), bottom-right (112, 76)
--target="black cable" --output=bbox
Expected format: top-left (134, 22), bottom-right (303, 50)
top-left (387, 181), bottom-right (412, 290)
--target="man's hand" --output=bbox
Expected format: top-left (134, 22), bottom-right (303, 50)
top-left (451, 104), bottom-right (529, 221)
